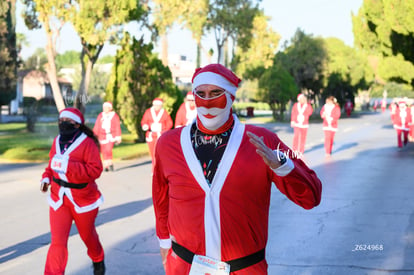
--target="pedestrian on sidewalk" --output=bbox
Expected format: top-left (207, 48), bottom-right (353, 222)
top-left (320, 96), bottom-right (341, 156)
top-left (290, 93), bottom-right (313, 154)
top-left (152, 64), bottom-right (322, 274)
top-left (93, 101), bottom-right (122, 172)
top-left (141, 97), bottom-right (173, 168)
top-left (40, 107), bottom-right (105, 275)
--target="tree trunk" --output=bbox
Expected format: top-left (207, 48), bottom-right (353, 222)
top-left (196, 41), bottom-right (201, 68)
top-left (45, 31), bottom-right (65, 112)
top-left (161, 34), bottom-right (168, 67)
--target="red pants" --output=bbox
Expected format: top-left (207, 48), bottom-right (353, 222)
top-left (346, 109), bottom-right (352, 117)
top-left (292, 127), bottom-right (308, 154)
top-left (147, 139), bottom-right (159, 170)
top-left (396, 129), bottom-right (409, 148)
top-left (101, 142), bottom-right (114, 161)
top-left (44, 196), bottom-right (104, 275)
top-left (324, 130), bottom-right (336, 155)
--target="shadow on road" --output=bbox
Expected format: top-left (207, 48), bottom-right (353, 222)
top-left (0, 198), bottom-right (153, 264)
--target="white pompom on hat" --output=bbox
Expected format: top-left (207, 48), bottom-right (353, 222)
top-left (59, 107), bottom-right (84, 124)
top-left (192, 64), bottom-right (242, 96)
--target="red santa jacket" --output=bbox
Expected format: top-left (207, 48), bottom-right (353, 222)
top-left (141, 107), bottom-right (173, 142)
top-left (152, 116), bottom-right (322, 273)
top-left (93, 111), bottom-right (122, 144)
top-left (291, 102), bottom-right (313, 128)
top-left (175, 102), bottom-right (197, 128)
top-left (320, 104), bottom-right (341, 131)
top-left (41, 133), bottom-right (103, 213)
top-left (393, 105), bottom-right (411, 131)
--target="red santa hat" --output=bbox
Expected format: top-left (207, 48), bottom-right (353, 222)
top-left (59, 107), bottom-right (84, 124)
top-left (152, 97), bottom-right (163, 106)
top-left (192, 64), bottom-right (241, 96)
top-left (186, 91), bottom-right (194, 101)
top-left (297, 93), bottom-right (305, 101)
top-left (103, 101), bottom-right (113, 109)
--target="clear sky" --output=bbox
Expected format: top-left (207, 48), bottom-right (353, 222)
top-left (17, 0), bottom-right (363, 63)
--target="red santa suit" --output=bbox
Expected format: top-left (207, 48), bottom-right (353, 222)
top-left (410, 105), bottom-right (414, 141)
top-left (141, 99), bottom-right (173, 163)
top-left (381, 98), bottom-right (387, 112)
top-left (345, 101), bottom-right (353, 117)
top-left (320, 102), bottom-right (341, 155)
top-left (290, 96), bottom-right (313, 154)
top-left (93, 104), bottom-right (122, 168)
top-left (175, 92), bottom-right (197, 128)
top-left (153, 64), bottom-right (322, 275)
top-left (392, 102), bottom-right (411, 148)
top-left (153, 117), bottom-right (321, 275)
top-left (41, 108), bottom-right (104, 274)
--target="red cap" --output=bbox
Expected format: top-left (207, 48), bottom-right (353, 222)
top-left (59, 107), bottom-right (84, 124)
top-left (152, 98), bottom-right (163, 105)
top-left (192, 64), bottom-right (241, 96)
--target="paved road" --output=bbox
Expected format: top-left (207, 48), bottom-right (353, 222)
top-left (1, 110), bottom-right (413, 275)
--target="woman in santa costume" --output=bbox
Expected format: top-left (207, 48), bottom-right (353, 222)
top-left (392, 100), bottom-right (412, 148)
top-left (141, 98), bottom-right (173, 166)
top-left (320, 96), bottom-right (341, 156)
top-left (175, 91), bottom-right (197, 128)
top-left (152, 64), bottom-right (322, 275)
top-left (40, 107), bottom-right (105, 275)
top-left (290, 93), bottom-right (313, 154)
top-left (93, 101), bottom-right (122, 172)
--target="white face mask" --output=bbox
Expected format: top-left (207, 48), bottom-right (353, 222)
top-left (195, 92), bottom-right (233, 130)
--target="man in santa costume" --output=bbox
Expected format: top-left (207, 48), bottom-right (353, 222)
top-left (141, 98), bottom-right (173, 166)
top-left (381, 98), bottom-right (387, 113)
top-left (40, 107), bottom-right (105, 275)
top-left (152, 64), bottom-right (322, 274)
top-left (290, 93), bottom-right (313, 154)
top-left (175, 91), bottom-right (197, 128)
top-left (320, 96), bottom-right (341, 156)
top-left (409, 103), bottom-right (414, 142)
top-left (392, 100), bottom-right (412, 149)
top-left (93, 101), bottom-right (122, 172)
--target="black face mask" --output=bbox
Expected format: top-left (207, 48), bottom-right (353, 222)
top-left (59, 121), bottom-right (79, 137)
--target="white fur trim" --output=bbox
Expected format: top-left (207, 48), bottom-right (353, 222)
top-left (59, 110), bottom-right (82, 124)
top-left (272, 157), bottom-right (294, 177)
top-left (158, 238), bottom-right (172, 249)
top-left (193, 72), bottom-right (237, 96)
top-left (180, 115), bottom-right (244, 259)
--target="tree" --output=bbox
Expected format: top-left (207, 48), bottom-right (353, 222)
top-left (0, 0), bottom-right (18, 118)
top-left (323, 38), bottom-right (373, 106)
top-left (105, 34), bottom-right (178, 141)
top-left (352, 0), bottom-right (414, 88)
top-left (22, 0), bottom-right (69, 112)
top-left (234, 11), bottom-right (280, 78)
top-left (23, 47), bottom-right (47, 70)
top-left (70, 0), bottom-right (148, 113)
top-left (206, 0), bottom-right (261, 66)
top-left (257, 56), bottom-right (298, 121)
top-left (281, 29), bottom-right (327, 103)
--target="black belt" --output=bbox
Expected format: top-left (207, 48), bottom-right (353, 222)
top-left (53, 177), bottom-right (88, 189)
top-left (171, 241), bottom-right (265, 272)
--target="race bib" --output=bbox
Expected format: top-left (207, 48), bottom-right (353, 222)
top-left (51, 155), bottom-right (69, 174)
top-left (189, 255), bottom-right (230, 275)
top-left (150, 122), bottom-right (162, 132)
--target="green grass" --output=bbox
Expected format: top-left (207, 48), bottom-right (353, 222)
top-left (0, 122), bottom-right (149, 163)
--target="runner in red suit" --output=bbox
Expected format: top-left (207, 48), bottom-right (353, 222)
top-left (152, 64), bottom-right (322, 275)
top-left (93, 102), bottom-right (122, 172)
top-left (40, 107), bottom-right (105, 275)
top-left (175, 91), bottom-right (197, 128)
top-left (320, 96), bottom-right (341, 156)
top-left (141, 98), bottom-right (173, 166)
top-left (392, 101), bottom-right (412, 148)
top-left (290, 93), bottom-right (313, 154)
top-left (344, 99), bottom-right (353, 117)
